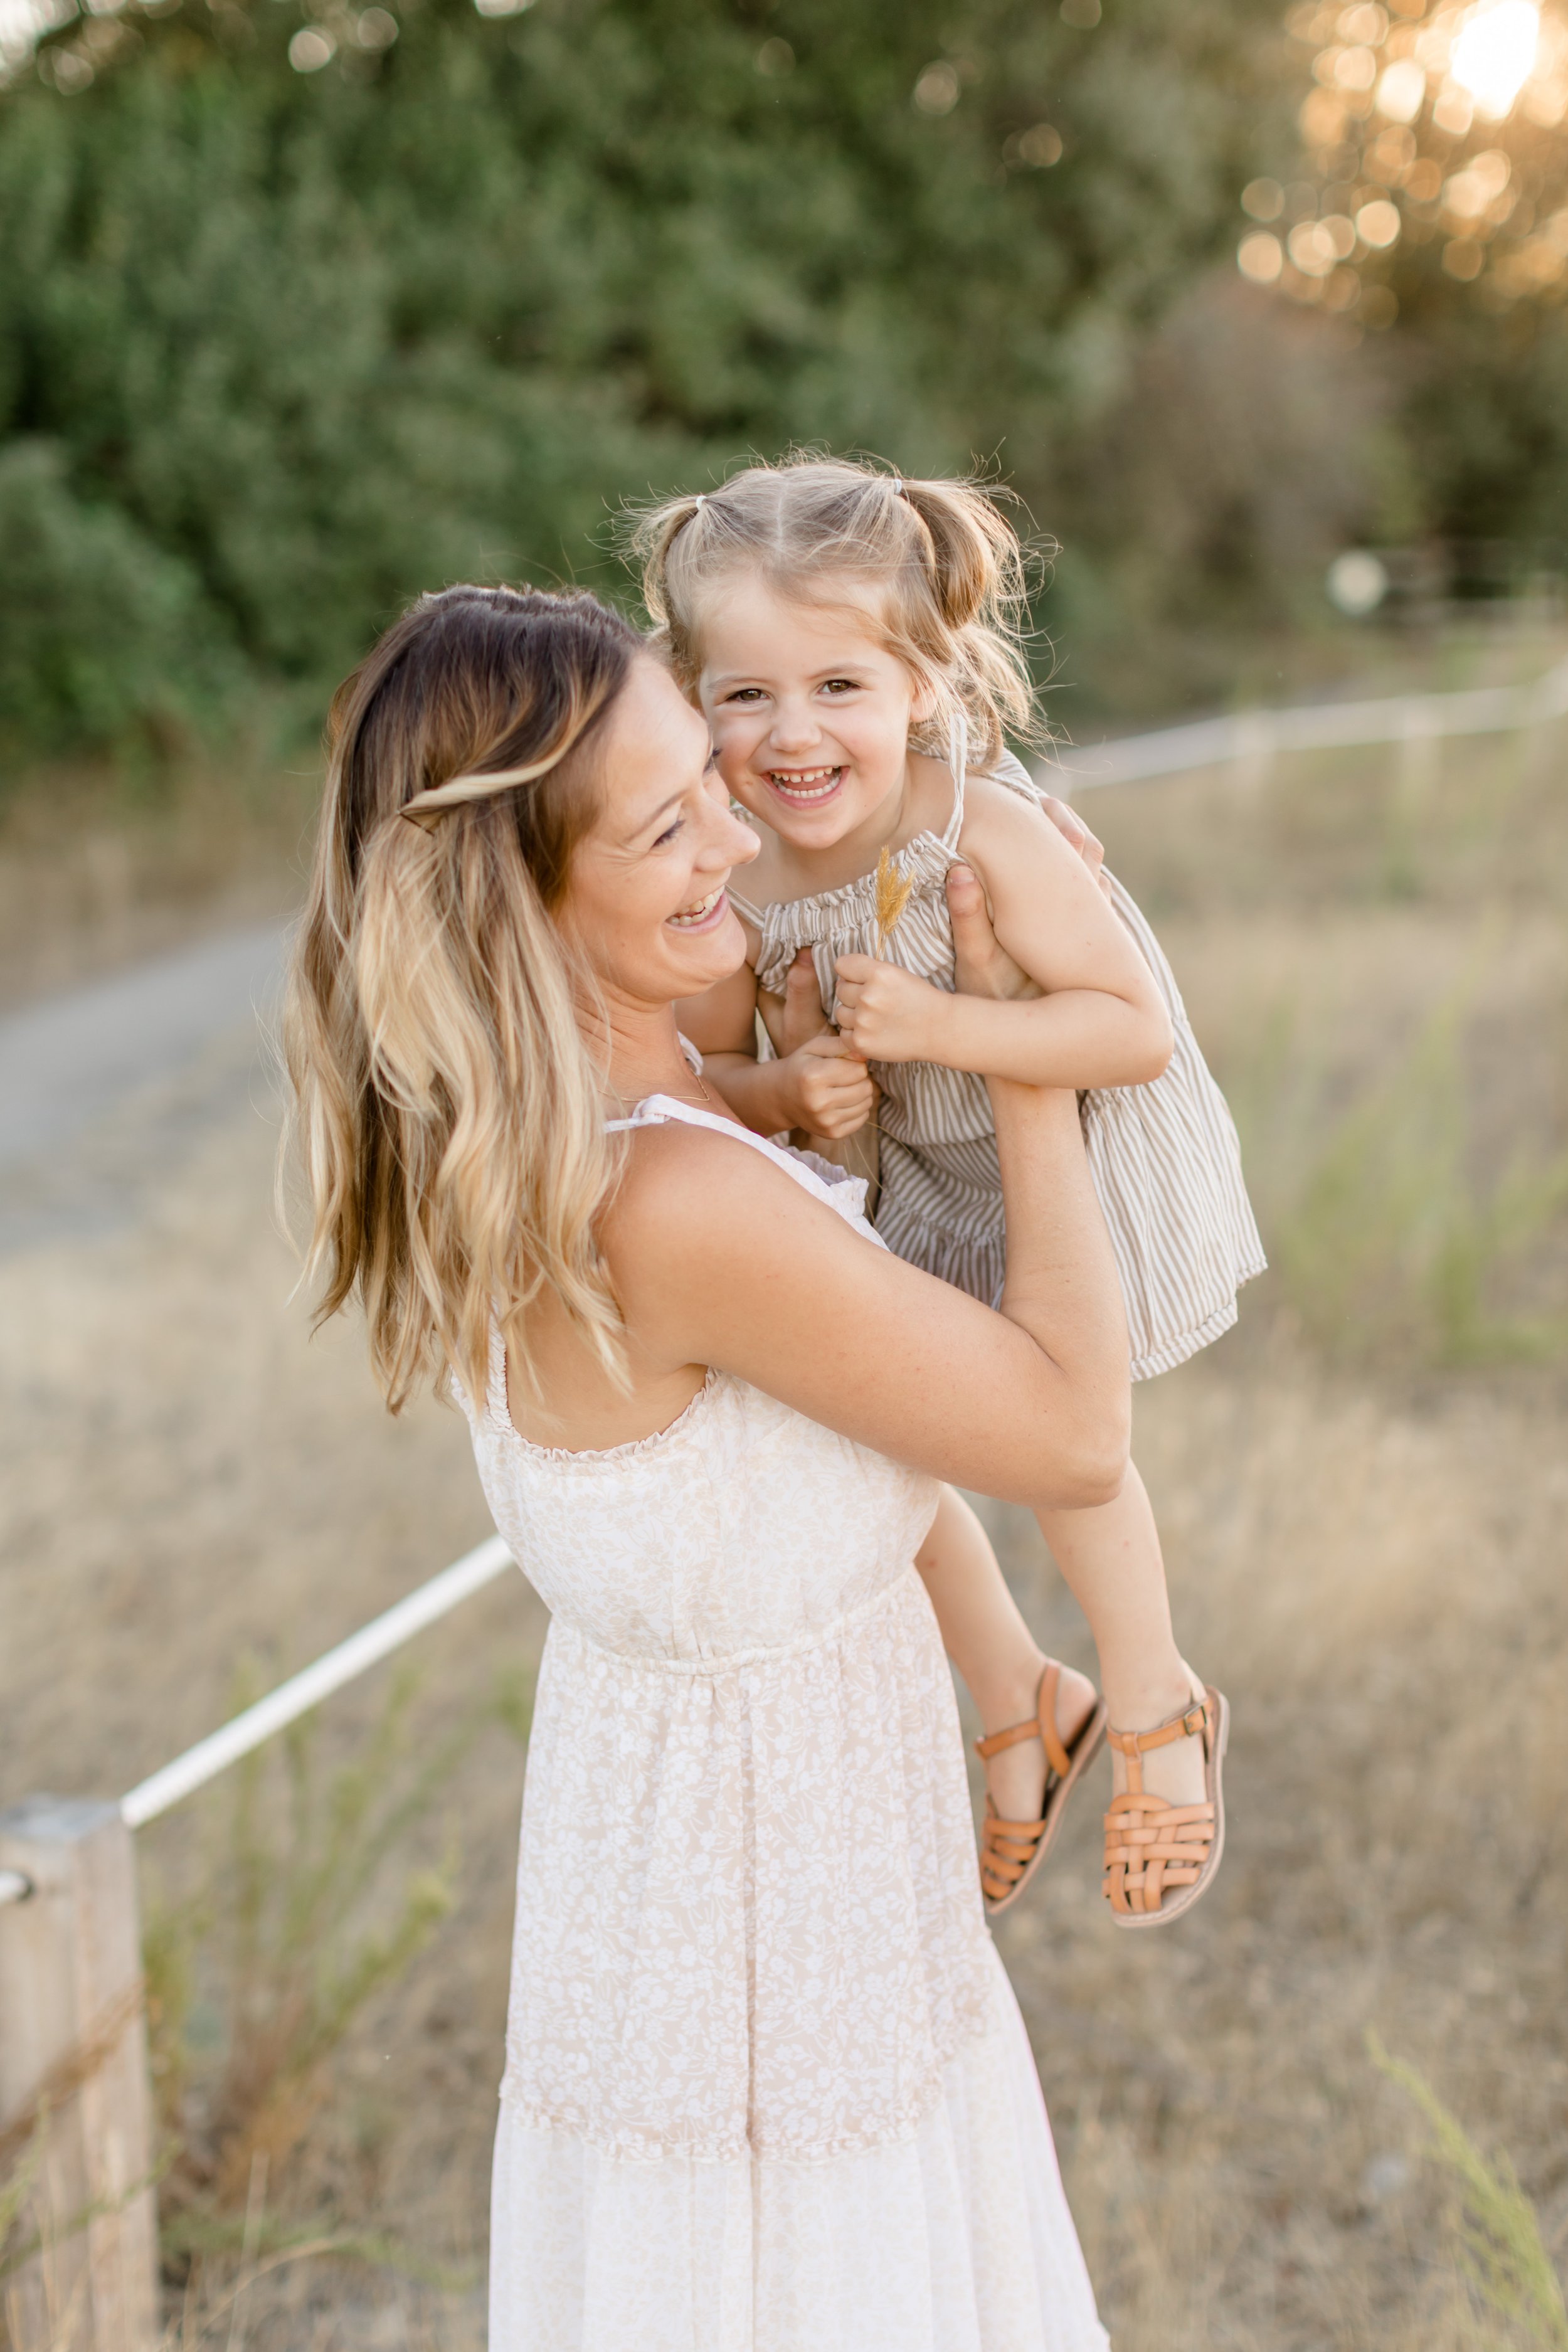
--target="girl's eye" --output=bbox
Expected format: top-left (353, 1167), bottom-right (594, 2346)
top-left (821, 678), bottom-right (861, 695)
top-left (723, 687), bottom-right (765, 704)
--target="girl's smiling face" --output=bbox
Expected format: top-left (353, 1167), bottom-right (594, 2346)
top-left (697, 576), bottom-right (928, 853)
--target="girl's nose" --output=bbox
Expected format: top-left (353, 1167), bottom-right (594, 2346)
top-left (768, 701), bottom-right (820, 752)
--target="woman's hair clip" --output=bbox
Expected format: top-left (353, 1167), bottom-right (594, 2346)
top-left (890, 477), bottom-right (905, 496)
top-left (398, 753), bottom-right (564, 830)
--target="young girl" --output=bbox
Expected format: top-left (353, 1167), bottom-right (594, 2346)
top-left (633, 457), bottom-right (1265, 1927)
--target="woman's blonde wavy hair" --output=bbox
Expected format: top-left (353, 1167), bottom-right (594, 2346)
top-left (283, 583), bottom-right (643, 1415)
top-left (625, 454), bottom-right (1047, 770)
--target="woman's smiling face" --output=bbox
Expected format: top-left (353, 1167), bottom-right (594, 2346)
top-left (557, 654), bottom-right (758, 1010)
top-left (696, 576), bottom-right (925, 852)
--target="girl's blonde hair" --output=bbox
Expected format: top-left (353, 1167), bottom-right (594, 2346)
top-left (627, 454), bottom-right (1044, 769)
top-left (283, 583), bottom-right (642, 1414)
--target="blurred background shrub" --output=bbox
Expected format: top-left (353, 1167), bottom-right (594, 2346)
top-left (0, 0), bottom-right (1431, 763)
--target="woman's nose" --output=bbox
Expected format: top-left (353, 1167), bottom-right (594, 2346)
top-left (721, 805), bottom-right (761, 865)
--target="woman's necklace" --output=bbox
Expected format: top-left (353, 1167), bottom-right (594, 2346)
top-left (607, 1059), bottom-right (717, 1119)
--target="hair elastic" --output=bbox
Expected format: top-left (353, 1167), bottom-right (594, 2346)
top-left (890, 477), bottom-right (905, 496)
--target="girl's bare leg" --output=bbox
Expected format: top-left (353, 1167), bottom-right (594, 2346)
top-left (916, 1485), bottom-right (1098, 1826)
top-left (1036, 1460), bottom-right (1207, 1808)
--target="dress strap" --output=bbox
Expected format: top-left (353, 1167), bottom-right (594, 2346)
top-left (601, 1095), bottom-right (867, 1215)
top-left (606, 1095), bottom-right (781, 1148)
top-left (726, 884), bottom-right (767, 925)
top-left (940, 711), bottom-right (970, 855)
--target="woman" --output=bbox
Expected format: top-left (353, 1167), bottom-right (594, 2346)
top-left (285, 583), bottom-right (1130, 2351)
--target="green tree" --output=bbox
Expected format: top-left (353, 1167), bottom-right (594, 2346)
top-left (0, 0), bottom-right (1296, 754)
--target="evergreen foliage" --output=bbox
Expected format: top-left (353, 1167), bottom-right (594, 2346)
top-left (0, 0), bottom-right (1294, 754)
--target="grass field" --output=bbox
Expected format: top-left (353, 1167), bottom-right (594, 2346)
top-left (2, 623), bottom-right (1566, 2348)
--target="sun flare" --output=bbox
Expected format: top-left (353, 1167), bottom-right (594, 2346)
top-left (1450, 0), bottom-right (1540, 117)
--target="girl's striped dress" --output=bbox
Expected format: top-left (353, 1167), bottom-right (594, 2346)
top-left (729, 734), bottom-right (1264, 1382)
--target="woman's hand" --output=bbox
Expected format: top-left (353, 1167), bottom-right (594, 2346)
top-left (946, 863), bottom-right (1039, 1003)
top-left (1038, 793), bottom-right (1111, 898)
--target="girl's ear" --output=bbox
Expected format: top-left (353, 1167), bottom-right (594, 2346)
top-left (906, 667), bottom-right (944, 726)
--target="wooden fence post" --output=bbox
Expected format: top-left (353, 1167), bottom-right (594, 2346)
top-left (0, 1797), bottom-right (158, 2352)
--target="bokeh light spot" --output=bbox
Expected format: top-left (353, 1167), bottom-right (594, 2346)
top-left (1013, 122), bottom-right (1063, 166)
top-left (1288, 219), bottom-right (1340, 273)
top-left (914, 61), bottom-right (960, 114)
top-left (1243, 177), bottom-right (1286, 220)
top-left (1357, 196), bottom-right (1402, 245)
top-left (1238, 230), bottom-right (1285, 281)
top-left (1451, 0), bottom-right (1539, 117)
top-left (287, 24), bottom-right (334, 68)
top-left (1327, 549), bottom-right (1391, 613)
top-left (1376, 58), bottom-right (1426, 117)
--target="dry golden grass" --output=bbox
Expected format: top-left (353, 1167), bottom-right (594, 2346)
top-left (3, 625), bottom-right (1567, 2345)
top-left (0, 751), bottom-right (313, 1015)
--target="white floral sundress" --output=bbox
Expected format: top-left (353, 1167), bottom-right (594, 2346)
top-left (457, 1099), bottom-right (1111, 2352)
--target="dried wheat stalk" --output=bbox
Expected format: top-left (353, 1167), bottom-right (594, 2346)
top-left (874, 847), bottom-right (914, 957)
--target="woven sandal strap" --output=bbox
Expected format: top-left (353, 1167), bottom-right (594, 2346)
top-left (973, 1663), bottom-right (1072, 1780)
top-left (1106, 1698), bottom-right (1211, 1760)
top-left (975, 1718), bottom-right (1040, 1761)
top-left (984, 1811), bottom-right (1049, 1838)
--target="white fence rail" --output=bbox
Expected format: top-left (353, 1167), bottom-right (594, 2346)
top-left (4, 645), bottom-right (1567, 2351)
top-left (1053, 653), bottom-right (1568, 792)
top-left (0, 1535), bottom-right (515, 2351)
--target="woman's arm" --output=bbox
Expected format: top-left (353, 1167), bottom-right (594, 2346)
top-left (835, 780), bottom-right (1173, 1088)
top-left (600, 1073), bottom-right (1130, 1512)
top-left (678, 955), bottom-right (874, 1142)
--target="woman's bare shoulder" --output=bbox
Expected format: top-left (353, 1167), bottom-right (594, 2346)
top-left (603, 1118), bottom-right (825, 1263)
top-left (598, 1118), bottom-right (865, 1368)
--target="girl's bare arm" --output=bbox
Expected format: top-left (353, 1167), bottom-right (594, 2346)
top-left (835, 781), bottom-right (1173, 1088)
top-left (601, 1074), bottom-right (1130, 1511)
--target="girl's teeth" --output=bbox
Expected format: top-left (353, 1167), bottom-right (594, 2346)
top-left (770, 769), bottom-right (840, 802)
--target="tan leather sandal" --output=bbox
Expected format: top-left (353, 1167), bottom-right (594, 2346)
top-left (977, 1662), bottom-right (1108, 1919)
top-left (1102, 1685), bottom-right (1229, 1927)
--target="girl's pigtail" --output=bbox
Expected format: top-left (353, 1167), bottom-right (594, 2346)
top-left (625, 494), bottom-right (710, 669)
top-left (898, 480), bottom-right (1037, 764)
top-left (899, 479), bottom-right (1024, 632)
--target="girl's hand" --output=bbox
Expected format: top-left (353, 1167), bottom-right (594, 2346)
top-left (775, 1032), bottom-right (876, 1138)
top-left (834, 955), bottom-right (950, 1064)
top-left (775, 948), bottom-right (877, 1137)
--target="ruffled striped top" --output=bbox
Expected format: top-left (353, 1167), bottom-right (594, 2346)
top-left (729, 731), bottom-right (1264, 1382)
